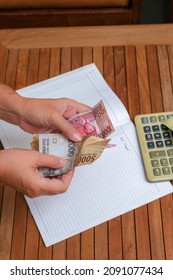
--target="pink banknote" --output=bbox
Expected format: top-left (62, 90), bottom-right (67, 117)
top-left (68, 100), bottom-right (114, 139)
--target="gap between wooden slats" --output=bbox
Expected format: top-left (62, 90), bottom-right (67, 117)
top-left (0, 49), bottom-right (19, 260)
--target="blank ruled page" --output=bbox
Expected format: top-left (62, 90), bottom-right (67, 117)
top-left (0, 64), bottom-right (172, 246)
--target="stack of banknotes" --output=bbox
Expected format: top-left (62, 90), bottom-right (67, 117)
top-left (32, 100), bottom-right (115, 177)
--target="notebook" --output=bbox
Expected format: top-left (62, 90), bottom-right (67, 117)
top-left (0, 64), bottom-right (172, 247)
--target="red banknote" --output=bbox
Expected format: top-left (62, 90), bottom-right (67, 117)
top-left (68, 100), bottom-right (115, 139)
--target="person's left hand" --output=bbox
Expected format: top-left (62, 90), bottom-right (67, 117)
top-left (17, 97), bottom-right (91, 141)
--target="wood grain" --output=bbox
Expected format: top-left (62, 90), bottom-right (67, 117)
top-left (0, 24), bottom-right (173, 259)
top-left (0, 25), bottom-right (173, 49)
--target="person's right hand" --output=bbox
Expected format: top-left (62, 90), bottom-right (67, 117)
top-left (0, 149), bottom-right (74, 198)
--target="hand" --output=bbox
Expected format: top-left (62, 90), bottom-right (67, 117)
top-left (0, 84), bottom-right (90, 141)
top-left (0, 149), bottom-right (74, 198)
top-left (18, 97), bottom-right (90, 141)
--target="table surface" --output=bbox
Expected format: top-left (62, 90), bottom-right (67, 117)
top-left (0, 24), bottom-right (173, 260)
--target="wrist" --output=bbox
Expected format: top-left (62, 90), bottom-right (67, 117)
top-left (0, 84), bottom-right (24, 126)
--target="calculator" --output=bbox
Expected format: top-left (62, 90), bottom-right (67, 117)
top-left (135, 112), bottom-right (173, 182)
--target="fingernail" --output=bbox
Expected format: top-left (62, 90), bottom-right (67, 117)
top-left (59, 158), bottom-right (66, 166)
top-left (73, 132), bottom-right (82, 141)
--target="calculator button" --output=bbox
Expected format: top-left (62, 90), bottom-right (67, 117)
top-left (166, 114), bottom-right (173, 119)
top-left (153, 168), bottom-right (162, 176)
top-left (162, 167), bottom-right (171, 175)
top-left (151, 160), bottom-right (159, 167)
top-left (152, 125), bottom-right (160, 132)
top-left (167, 149), bottom-right (173, 157)
top-left (150, 116), bottom-right (157, 123)
top-left (147, 142), bottom-right (155, 149)
top-left (156, 141), bottom-right (164, 148)
top-left (163, 132), bottom-right (171, 139)
top-left (141, 117), bottom-right (149, 124)
top-left (145, 134), bottom-right (153, 141)
top-left (149, 150), bottom-right (166, 159)
top-left (165, 140), bottom-right (172, 147)
top-left (158, 115), bottom-right (166, 122)
top-left (161, 124), bottom-right (168, 131)
top-left (144, 126), bottom-right (151, 133)
top-left (154, 133), bottom-right (162, 140)
top-left (160, 159), bottom-right (168, 166)
top-left (169, 158), bottom-right (173, 165)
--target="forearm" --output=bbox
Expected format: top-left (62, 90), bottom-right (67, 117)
top-left (0, 83), bottom-right (24, 125)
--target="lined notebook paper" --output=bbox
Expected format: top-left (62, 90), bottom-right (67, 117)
top-left (0, 64), bottom-right (172, 246)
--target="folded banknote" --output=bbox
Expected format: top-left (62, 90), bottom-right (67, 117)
top-left (32, 134), bottom-right (110, 177)
top-left (32, 100), bottom-right (115, 176)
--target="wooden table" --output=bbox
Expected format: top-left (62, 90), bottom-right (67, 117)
top-left (0, 24), bottom-right (173, 260)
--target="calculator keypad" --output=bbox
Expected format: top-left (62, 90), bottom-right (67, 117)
top-left (136, 113), bottom-right (173, 181)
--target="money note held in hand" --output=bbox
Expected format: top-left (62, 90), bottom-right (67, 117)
top-left (68, 100), bottom-right (114, 138)
top-left (32, 100), bottom-right (115, 176)
top-left (32, 134), bottom-right (110, 177)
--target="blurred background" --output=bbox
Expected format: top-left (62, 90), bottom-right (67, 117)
top-left (141, 0), bottom-right (172, 23)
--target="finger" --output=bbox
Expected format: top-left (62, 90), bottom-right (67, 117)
top-left (52, 114), bottom-right (82, 142)
top-left (42, 170), bottom-right (74, 195)
top-left (37, 153), bottom-right (66, 169)
top-left (76, 102), bottom-right (91, 114)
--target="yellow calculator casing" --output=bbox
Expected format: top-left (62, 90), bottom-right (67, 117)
top-left (135, 112), bottom-right (173, 182)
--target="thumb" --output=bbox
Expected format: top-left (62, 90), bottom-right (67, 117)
top-left (53, 115), bottom-right (82, 142)
top-left (37, 153), bottom-right (66, 169)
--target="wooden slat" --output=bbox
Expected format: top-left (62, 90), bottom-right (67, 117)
top-left (103, 45), bottom-right (123, 260)
top-left (103, 46), bottom-right (115, 92)
top-left (134, 45), bottom-right (152, 260)
top-left (136, 45), bottom-right (151, 114)
top-left (24, 214), bottom-right (39, 259)
top-left (1, 25), bottom-right (173, 49)
top-left (10, 49), bottom-right (29, 260)
top-left (0, 187), bottom-right (15, 259)
top-left (80, 46), bottom-right (95, 260)
top-left (24, 49), bottom-right (40, 260)
top-left (10, 194), bottom-right (27, 259)
top-left (14, 49), bottom-right (29, 90)
top-left (4, 49), bottom-right (18, 89)
top-left (95, 223), bottom-right (108, 260)
top-left (146, 45), bottom-right (163, 113)
top-left (66, 47), bottom-right (82, 260)
top-left (60, 47), bottom-right (71, 74)
top-left (0, 44), bottom-right (8, 83)
top-left (37, 48), bottom-right (50, 83)
top-left (167, 45), bottom-right (173, 85)
top-left (135, 206), bottom-right (151, 259)
top-left (157, 45), bottom-right (173, 112)
top-left (93, 46), bottom-right (103, 74)
top-left (108, 217), bottom-right (122, 260)
top-left (125, 46), bottom-right (140, 120)
top-left (121, 211), bottom-right (136, 259)
top-left (37, 48), bottom-right (53, 260)
top-left (52, 47), bottom-right (72, 260)
top-left (93, 47), bottom-right (109, 260)
top-left (0, 48), bottom-right (19, 260)
top-left (161, 194), bottom-right (173, 259)
top-left (49, 47), bottom-right (67, 260)
top-left (27, 49), bottom-right (39, 85)
top-left (148, 200), bottom-right (165, 259)
top-left (108, 45), bottom-right (127, 260)
top-left (114, 46), bottom-right (128, 109)
top-left (122, 46), bottom-right (139, 259)
top-left (49, 48), bottom-right (61, 78)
